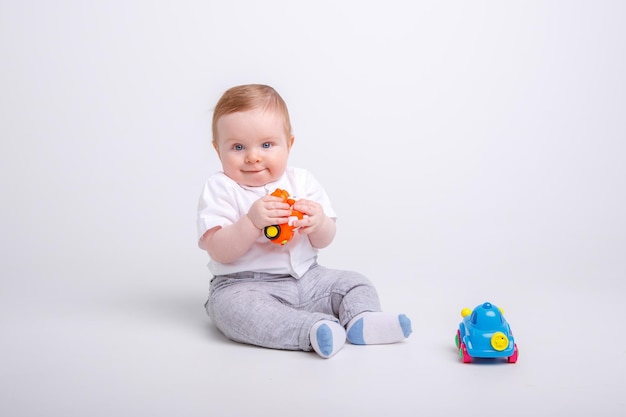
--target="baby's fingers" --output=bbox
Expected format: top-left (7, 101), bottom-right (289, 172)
top-left (292, 201), bottom-right (321, 216)
top-left (270, 209), bottom-right (293, 223)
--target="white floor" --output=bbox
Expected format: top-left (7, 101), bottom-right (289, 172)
top-left (2, 256), bottom-right (624, 417)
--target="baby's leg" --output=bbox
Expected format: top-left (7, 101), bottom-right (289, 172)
top-left (207, 274), bottom-right (333, 352)
top-left (299, 265), bottom-right (412, 345)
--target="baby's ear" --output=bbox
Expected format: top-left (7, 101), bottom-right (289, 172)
top-left (287, 135), bottom-right (295, 150)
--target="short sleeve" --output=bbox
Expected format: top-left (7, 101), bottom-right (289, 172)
top-left (196, 174), bottom-right (240, 240)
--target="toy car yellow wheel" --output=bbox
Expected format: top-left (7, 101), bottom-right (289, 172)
top-left (264, 225), bottom-right (281, 240)
top-left (491, 332), bottom-right (509, 351)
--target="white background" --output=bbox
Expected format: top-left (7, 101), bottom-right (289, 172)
top-left (1, 1), bottom-right (625, 416)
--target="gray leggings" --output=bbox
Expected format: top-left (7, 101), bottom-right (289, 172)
top-left (206, 263), bottom-right (381, 351)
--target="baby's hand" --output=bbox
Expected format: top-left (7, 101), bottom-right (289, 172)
top-left (291, 199), bottom-right (326, 235)
top-left (247, 195), bottom-right (292, 230)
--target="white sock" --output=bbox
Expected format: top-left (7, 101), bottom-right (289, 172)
top-left (346, 312), bottom-right (412, 345)
top-left (310, 320), bottom-right (346, 358)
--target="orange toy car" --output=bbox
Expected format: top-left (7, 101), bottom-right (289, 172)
top-left (263, 188), bottom-right (304, 246)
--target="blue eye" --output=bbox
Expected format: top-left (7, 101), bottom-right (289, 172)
top-left (262, 142), bottom-right (272, 149)
top-left (233, 144), bottom-right (244, 151)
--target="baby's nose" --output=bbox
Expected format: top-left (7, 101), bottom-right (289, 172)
top-left (245, 150), bottom-right (260, 163)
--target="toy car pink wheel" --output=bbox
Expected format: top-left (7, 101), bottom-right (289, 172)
top-left (459, 342), bottom-right (472, 363)
top-left (507, 344), bottom-right (519, 363)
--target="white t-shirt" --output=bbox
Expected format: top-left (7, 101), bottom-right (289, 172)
top-left (197, 167), bottom-right (337, 278)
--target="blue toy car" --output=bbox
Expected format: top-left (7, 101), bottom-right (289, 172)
top-left (455, 302), bottom-right (518, 363)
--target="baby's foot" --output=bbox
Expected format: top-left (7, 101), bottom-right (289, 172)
top-left (310, 320), bottom-right (346, 358)
top-left (346, 312), bottom-right (412, 345)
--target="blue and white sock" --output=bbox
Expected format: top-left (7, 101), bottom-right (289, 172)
top-left (310, 320), bottom-right (346, 358)
top-left (346, 312), bottom-right (412, 345)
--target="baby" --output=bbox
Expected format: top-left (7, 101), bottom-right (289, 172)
top-left (197, 84), bottom-right (412, 358)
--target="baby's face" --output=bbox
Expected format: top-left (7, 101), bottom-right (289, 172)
top-left (214, 108), bottom-right (294, 187)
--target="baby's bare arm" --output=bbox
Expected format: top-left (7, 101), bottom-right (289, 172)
top-left (198, 216), bottom-right (258, 264)
top-left (292, 199), bottom-right (336, 249)
top-left (199, 195), bottom-right (291, 263)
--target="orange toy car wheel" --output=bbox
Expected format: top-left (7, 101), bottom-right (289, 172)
top-left (264, 225), bottom-right (281, 240)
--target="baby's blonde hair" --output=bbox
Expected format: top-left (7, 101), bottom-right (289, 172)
top-left (212, 84), bottom-right (292, 143)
